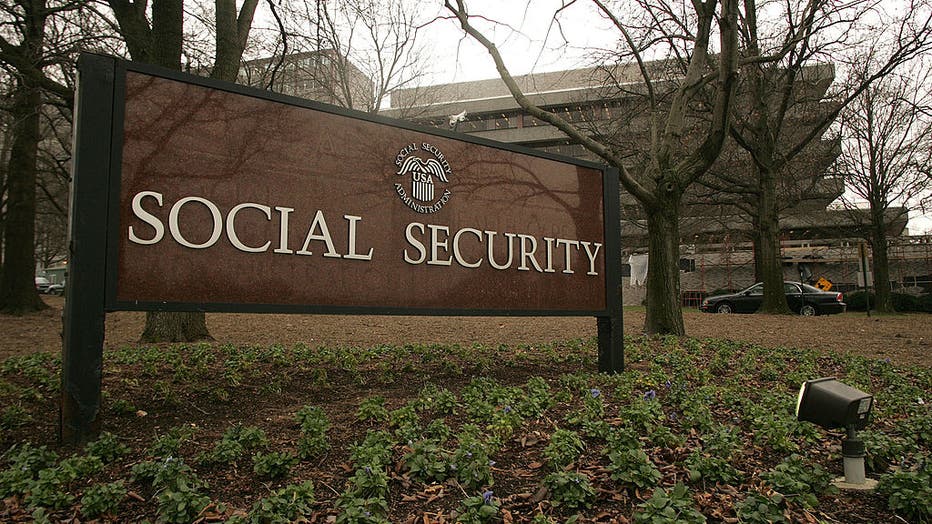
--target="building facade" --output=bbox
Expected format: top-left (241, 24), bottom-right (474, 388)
top-left (386, 64), bottom-right (930, 304)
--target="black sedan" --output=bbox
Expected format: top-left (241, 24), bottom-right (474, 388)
top-left (700, 281), bottom-right (846, 316)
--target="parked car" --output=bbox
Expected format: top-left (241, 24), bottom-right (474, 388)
top-left (47, 282), bottom-right (66, 296)
top-left (35, 277), bottom-right (51, 294)
top-left (700, 281), bottom-right (846, 316)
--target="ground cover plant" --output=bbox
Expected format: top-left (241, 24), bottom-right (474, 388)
top-left (0, 333), bottom-right (929, 522)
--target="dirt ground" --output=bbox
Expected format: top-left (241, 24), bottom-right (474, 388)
top-left (3, 296), bottom-right (929, 367)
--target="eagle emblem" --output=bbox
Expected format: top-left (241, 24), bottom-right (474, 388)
top-left (393, 142), bottom-right (453, 214)
top-left (396, 156), bottom-right (449, 202)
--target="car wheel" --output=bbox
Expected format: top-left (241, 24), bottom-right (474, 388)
top-left (800, 304), bottom-right (817, 316)
top-left (715, 302), bottom-right (733, 314)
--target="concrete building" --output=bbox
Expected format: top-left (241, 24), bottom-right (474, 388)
top-left (239, 50), bottom-right (374, 109)
top-left (386, 63), bottom-right (930, 304)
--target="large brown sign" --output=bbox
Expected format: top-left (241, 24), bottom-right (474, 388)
top-left (64, 55), bottom-right (622, 443)
top-left (111, 69), bottom-right (617, 314)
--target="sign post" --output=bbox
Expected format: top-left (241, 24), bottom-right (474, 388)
top-left (61, 54), bottom-right (114, 444)
top-left (62, 53), bottom-right (623, 443)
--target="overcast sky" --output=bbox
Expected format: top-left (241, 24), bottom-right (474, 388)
top-left (420, 1), bottom-right (616, 85)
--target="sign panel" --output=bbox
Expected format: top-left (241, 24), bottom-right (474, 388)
top-left (64, 54), bottom-right (623, 442)
top-left (108, 68), bottom-right (617, 315)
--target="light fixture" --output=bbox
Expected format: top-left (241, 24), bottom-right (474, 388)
top-left (796, 377), bottom-right (877, 489)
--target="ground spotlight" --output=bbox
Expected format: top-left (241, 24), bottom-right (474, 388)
top-left (796, 377), bottom-right (877, 489)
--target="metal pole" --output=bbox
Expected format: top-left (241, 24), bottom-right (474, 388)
top-left (842, 426), bottom-right (867, 485)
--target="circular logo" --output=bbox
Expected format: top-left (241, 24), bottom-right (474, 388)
top-left (393, 142), bottom-right (452, 213)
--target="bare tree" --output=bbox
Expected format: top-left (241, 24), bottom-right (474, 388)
top-left (104, 0), bottom-right (260, 341)
top-left (836, 55), bottom-right (932, 312)
top-left (703, 0), bottom-right (932, 314)
top-left (445, 0), bottom-right (739, 335)
top-left (0, 0), bottom-right (77, 314)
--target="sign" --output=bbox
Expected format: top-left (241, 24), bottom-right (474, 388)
top-left (815, 277), bottom-right (832, 291)
top-left (63, 54), bottom-right (623, 443)
top-left (112, 70), bottom-right (614, 314)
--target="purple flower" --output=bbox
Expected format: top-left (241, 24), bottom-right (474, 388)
top-left (503, 405), bottom-right (512, 414)
top-left (644, 389), bottom-right (657, 401)
top-left (590, 388), bottom-right (601, 398)
top-left (665, 380), bottom-right (672, 389)
top-left (482, 490), bottom-right (494, 504)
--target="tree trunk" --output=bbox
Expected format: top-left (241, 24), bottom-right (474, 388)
top-left (0, 83), bottom-right (47, 315)
top-left (136, 0), bottom-right (209, 342)
top-left (870, 211), bottom-right (893, 313)
top-left (749, 226), bottom-right (763, 282)
top-left (756, 166), bottom-right (792, 314)
top-left (142, 311), bottom-right (213, 342)
top-left (643, 197), bottom-right (685, 335)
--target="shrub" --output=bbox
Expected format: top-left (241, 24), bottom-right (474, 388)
top-left (24, 467), bottom-right (75, 509)
top-left (295, 405), bottom-right (330, 433)
top-left (735, 491), bottom-right (786, 524)
top-left (356, 396), bottom-right (390, 423)
top-left (877, 467), bottom-right (931, 522)
top-left (349, 430), bottom-right (395, 468)
top-left (761, 454), bottom-right (833, 508)
top-left (456, 491), bottom-right (500, 523)
top-left (607, 448), bottom-right (661, 490)
top-left (156, 480), bottom-right (212, 524)
top-left (84, 431), bottom-right (129, 463)
top-left (542, 471), bottom-right (595, 509)
top-left (57, 454), bottom-right (104, 482)
top-left (80, 480), bottom-right (127, 519)
top-left (402, 440), bottom-right (449, 483)
top-left (335, 495), bottom-right (390, 524)
top-left (0, 443), bottom-right (59, 497)
top-left (246, 480), bottom-right (315, 524)
top-left (252, 451), bottom-right (298, 480)
top-left (452, 438), bottom-right (493, 491)
top-left (345, 465), bottom-right (390, 500)
top-left (148, 425), bottom-right (198, 458)
top-left (860, 430), bottom-right (906, 473)
top-left (633, 483), bottom-right (706, 524)
top-left (543, 428), bottom-right (585, 470)
top-left (199, 424), bottom-right (268, 465)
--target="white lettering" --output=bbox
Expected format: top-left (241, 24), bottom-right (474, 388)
top-left (428, 224), bottom-right (452, 266)
top-left (227, 203), bottom-right (272, 253)
top-left (486, 231), bottom-right (516, 270)
top-left (128, 191), bottom-right (165, 245)
top-left (556, 239), bottom-right (580, 274)
top-left (517, 234), bottom-right (543, 272)
top-left (169, 196), bottom-right (222, 249)
top-left (581, 241), bottom-right (602, 275)
top-left (274, 207), bottom-right (294, 254)
top-left (543, 237), bottom-right (556, 273)
top-left (296, 210), bottom-right (340, 258)
top-left (344, 215), bottom-right (373, 260)
top-left (452, 228), bottom-right (483, 268)
top-left (404, 222), bottom-right (427, 264)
